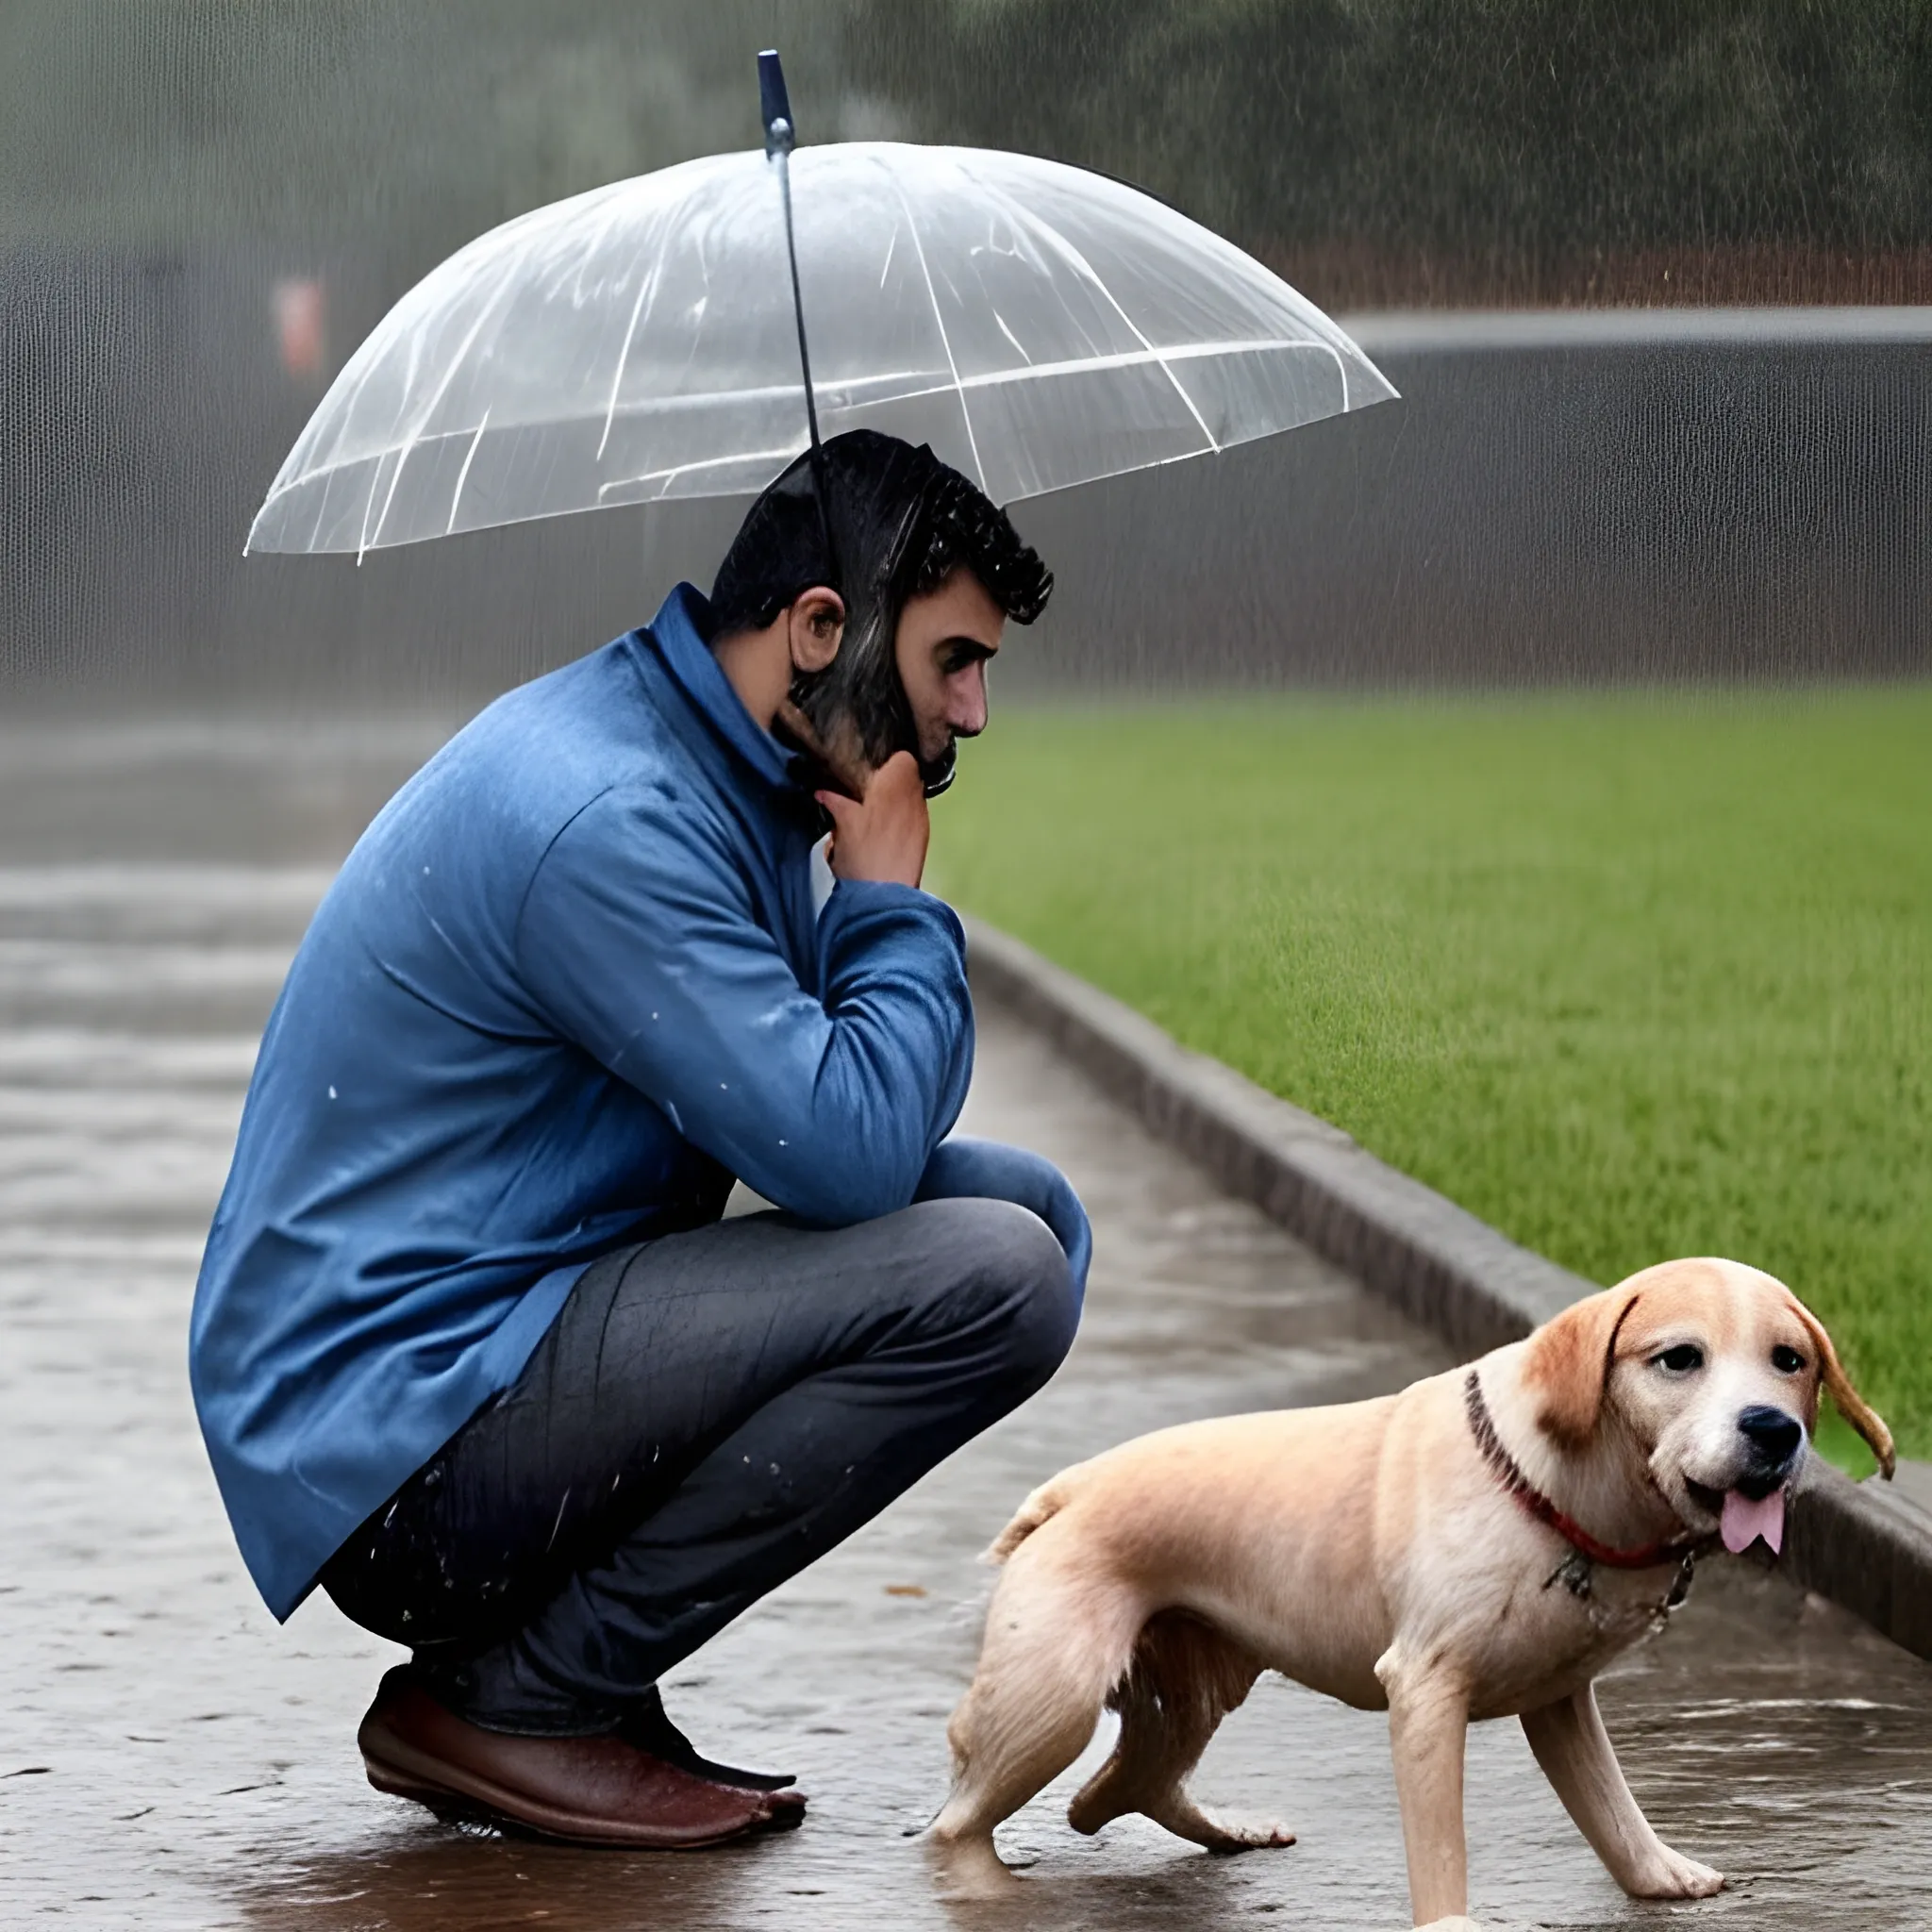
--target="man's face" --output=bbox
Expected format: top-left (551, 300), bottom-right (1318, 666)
top-left (892, 567), bottom-right (1006, 765)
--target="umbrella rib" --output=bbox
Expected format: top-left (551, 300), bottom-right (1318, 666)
top-left (445, 407), bottom-right (491, 536)
top-left (598, 253), bottom-right (666, 461)
top-left (365, 288), bottom-right (505, 555)
top-left (952, 339), bottom-right (1331, 388)
top-left (355, 450), bottom-right (391, 564)
top-left (985, 176), bottom-right (1220, 456)
top-left (887, 173), bottom-right (987, 491)
top-left (595, 441), bottom-right (804, 500)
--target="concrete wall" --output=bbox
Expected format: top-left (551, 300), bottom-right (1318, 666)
top-left (1025, 308), bottom-right (1932, 690)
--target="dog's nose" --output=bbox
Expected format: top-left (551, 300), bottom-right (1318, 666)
top-left (1737, 1405), bottom-right (1803, 1467)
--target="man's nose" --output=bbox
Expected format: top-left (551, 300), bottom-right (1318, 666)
top-left (948, 663), bottom-right (989, 737)
top-left (1737, 1405), bottom-right (1803, 1467)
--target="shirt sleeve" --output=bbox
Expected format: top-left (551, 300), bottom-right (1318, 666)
top-left (914, 1136), bottom-right (1091, 1302)
top-left (513, 785), bottom-right (973, 1225)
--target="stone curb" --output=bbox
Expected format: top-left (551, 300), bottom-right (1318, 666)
top-left (964, 916), bottom-right (1932, 1662)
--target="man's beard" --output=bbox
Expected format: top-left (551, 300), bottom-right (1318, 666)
top-left (788, 647), bottom-right (957, 799)
top-left (787, 545), bottom-right (958, 797)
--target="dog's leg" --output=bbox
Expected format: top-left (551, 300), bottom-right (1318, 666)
top-left (1379, 1650), bottom-right (1473, 1927)
top-left (1067, 1611), bottom-right (1291, 1854)
top-left (928, 1556), bottom-right (1142, 1893)
top-left (1521, 1686), bottom-right (1723, 1900)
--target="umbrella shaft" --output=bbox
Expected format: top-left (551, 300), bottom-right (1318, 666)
top-left (774, 149), bottom-right (823, 452)
top-left (773, 144), bottom-right (840, 591)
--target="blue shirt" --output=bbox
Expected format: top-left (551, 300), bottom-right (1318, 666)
top-left (190, 584), bottom-right (1090, 1620)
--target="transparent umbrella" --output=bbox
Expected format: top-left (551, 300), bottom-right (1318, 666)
top-left (248, 59), bottom-right (1396, 557)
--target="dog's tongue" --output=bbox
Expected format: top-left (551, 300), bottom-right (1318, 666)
top-left (1721, 1486), bottom-right (1787, 1556)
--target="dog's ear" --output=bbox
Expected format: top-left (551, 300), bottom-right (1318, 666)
top-left (1786, 1295), bottom-right (1895, 1478)
top-left (1524, 1287), bottom-right (1644, 1451)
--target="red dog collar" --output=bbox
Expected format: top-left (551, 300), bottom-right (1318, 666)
top-left (1464, 1369), bottom-right (1700, 1572)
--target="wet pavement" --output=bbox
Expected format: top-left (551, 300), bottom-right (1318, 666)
top-left (3, 719), bottom-right (1930, 1930)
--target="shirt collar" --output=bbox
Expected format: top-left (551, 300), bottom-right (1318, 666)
top-left (638, 582), bottom-right (799, 795)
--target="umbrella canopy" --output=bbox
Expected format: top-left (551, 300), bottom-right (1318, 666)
top-left (249, 142), bottom-right (1396, 557)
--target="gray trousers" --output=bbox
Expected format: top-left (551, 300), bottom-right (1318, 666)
top-left (321, 1197), bottom-right (1078, 1734)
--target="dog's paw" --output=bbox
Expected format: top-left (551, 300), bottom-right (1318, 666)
top-left (1631, 1844), bottom-right (1724, 1899)
top-left (1143, 1796), bottom-right (1295, 1855)
top-left (924, 1828), bottom-right (1020, 1900)
top-left (1198, 1812), bottom-right (1297, 1857)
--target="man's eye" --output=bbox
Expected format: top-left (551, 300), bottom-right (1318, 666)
top-left (1653, 1344), bottom-right (1704, 1374)
top-left (1771, 1344), bottom-right (1806, 1374)
top-left (939, 639), bottom-right (990, 675)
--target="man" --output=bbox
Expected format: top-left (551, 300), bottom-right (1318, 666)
top-left (190, 430), bottom-right (1091, 1848)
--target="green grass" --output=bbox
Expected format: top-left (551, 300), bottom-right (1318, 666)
top-left (933, 687), bottom-right (1932, 1473)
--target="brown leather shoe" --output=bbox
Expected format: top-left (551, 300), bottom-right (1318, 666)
top-left (619, 1685), bottom-right (796, 1791)
top-left (358, 1667), bottom-right (807, 1847)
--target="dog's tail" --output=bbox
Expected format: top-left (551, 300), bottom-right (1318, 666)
top-left (986, 1467), bottom-right (1083, 1562)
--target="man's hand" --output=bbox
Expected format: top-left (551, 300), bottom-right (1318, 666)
top-left (817, 752), bottom-right (929, 889)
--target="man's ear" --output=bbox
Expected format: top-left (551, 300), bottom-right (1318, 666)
top-left (1786, 1294), bottom-right (1896, 1477)
top-left (786, 587), bottom-right (845, 675)
top-left (1523, 1286), bottom-right (1644, 1451)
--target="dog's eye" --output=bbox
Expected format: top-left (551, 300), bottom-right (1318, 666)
top-left (1771, 1344), bottom-right (1806, 1374)
top-left (1652, 1343), bottom-right (1704, 1374)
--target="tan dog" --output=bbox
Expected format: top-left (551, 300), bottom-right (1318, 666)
top-left (930, 1258), bottom-right (1893, 1928)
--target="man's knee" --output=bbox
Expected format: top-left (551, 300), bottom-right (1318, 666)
top-left (916, 1196), bottom-right (1080, 1392)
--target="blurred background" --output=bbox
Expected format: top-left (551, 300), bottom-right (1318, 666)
top-left (7, 0), bottom-right (1932, 701)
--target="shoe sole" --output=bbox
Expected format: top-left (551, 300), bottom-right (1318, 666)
top-left (361, 1738), bottom-right (802, 1849)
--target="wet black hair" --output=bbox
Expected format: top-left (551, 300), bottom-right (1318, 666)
top-left (709, 429), bottom-right (1052, 791)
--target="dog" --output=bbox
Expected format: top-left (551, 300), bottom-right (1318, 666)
top-left (929, 1257), bottom-right (1894, 1928)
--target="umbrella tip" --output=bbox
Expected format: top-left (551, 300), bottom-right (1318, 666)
top-left (758, 49), bottom-right (793, 158)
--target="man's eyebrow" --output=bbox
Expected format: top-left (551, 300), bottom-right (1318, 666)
top-left (942, 635), bottom-right (999, 658)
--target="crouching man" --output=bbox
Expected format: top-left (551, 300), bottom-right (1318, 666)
top-left (190, 430), bottom-right (1090, 1847)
